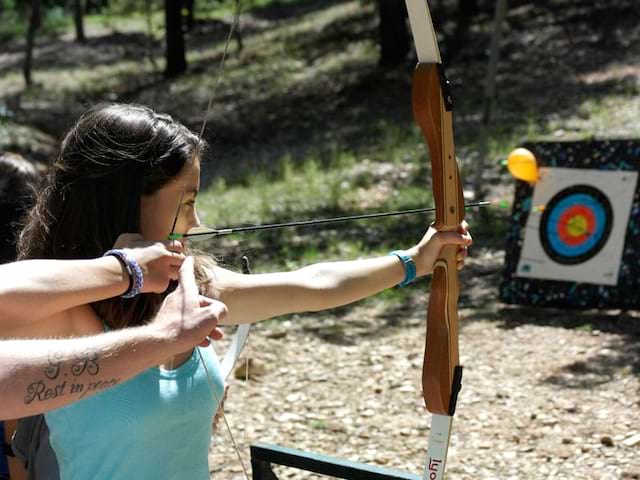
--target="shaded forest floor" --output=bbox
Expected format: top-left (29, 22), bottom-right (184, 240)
top-left (1, 0), bottom-right (640, 478)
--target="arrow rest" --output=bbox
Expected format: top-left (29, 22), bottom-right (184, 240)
top-left (436, 64), bottom-right (453, 111)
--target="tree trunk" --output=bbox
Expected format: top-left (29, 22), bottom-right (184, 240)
top-left (74, 0), bottom-right (86, 44)
top-left (473, 0), bottom-right (509, 200)
top-left (377, 0), bottom-right (410, 67)
top-left (448, 0), bottom-right (478, 60)
top-left (234, 5), bottom-right (243, 53)
top-left (24, 0), bottom-right (41, 87)
top-left (85, 0), bottom-right (108, 14)
top-left (144, 0), bottom-right (159, 71)
top-left (164, 0), bottom-right (187, 78)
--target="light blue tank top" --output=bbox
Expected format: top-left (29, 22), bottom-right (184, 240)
top-left (45, 346), bottom-right (224, 480)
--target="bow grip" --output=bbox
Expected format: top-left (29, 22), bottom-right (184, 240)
top-left (423, 249), bottom-right (462, 415)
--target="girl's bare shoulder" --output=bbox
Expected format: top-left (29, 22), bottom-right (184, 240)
top-left (68, 304), bottom-right (104, 336)
top-left (0, 306), bottom-right (93, 339)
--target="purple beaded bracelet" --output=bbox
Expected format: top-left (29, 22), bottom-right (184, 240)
top-left (103, 249), bottom-right (144, 298)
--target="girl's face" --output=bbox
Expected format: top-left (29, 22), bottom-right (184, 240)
top-left (139, 157), bottom-right (202, 241)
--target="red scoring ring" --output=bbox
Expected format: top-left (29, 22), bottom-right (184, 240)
top-left (557, 205), bottom-right (596, 246)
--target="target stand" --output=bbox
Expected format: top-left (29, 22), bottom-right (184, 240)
top-left (500, 140), bottom-right (640, 308)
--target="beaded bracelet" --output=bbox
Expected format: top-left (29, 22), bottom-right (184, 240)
top-left (103, 249), bottom-right (144, 298)
top-left (388, 250), bottom-right (417, 287)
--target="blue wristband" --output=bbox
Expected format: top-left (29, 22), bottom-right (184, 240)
top-left (103, 249), bottom-right (144, 298)
top-left (389, 250), bottom-right (416, 287)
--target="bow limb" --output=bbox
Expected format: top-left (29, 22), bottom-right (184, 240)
top-left (220, 323), bottom-right (250, 380)
top-left (406, 1), bottom-right (464, 479)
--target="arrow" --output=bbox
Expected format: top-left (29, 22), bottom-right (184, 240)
top-left (170, 201), bottom-right (491, 242)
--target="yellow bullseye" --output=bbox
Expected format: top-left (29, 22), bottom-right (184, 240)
top-left (567, 215), bottom-right (588, 237)
top-left (506, 147), bottom-right (538, 183)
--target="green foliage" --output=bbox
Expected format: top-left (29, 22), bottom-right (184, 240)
top-left (576, 323), bottom-right (594, 333)
top-left (0, 7), bottom-right (23, 39)
top-left (42, 6), bottom-right (71, 33)
top-left (198, 153), bottom-right (358, 229)
top-left (84, 0), bottom-right (156, 16)
top-left (0, 0), bottom-right (327, 41)
top-left (310, 419), bottom-right (326, 430)
top-left (0, 1), bottom-right (71, 39)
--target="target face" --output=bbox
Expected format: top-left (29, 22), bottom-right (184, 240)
top-left (539, 185), bottom-right (613, 265)
top-left (516, 167), bottom-right (637, 286)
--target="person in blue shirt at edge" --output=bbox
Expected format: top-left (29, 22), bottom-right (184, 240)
top-left (3, 103), bottom-right (472, 480)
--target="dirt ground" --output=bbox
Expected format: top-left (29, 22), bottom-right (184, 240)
top-left (209, 247), bottom-right (640, 479)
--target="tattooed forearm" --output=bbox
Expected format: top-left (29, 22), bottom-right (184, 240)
top-left (22, 349), bottom-right (117, 406)
top-left (0, 325), bottom-right (171, 419)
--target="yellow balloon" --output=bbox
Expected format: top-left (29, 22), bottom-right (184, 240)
top-left (507, 148), bottom-right (538, 183)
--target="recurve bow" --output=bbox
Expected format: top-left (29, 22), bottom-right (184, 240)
top-left (405, 1), bottom-right (465, 479)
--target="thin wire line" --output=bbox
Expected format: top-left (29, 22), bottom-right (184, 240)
top-left (197, 348), bottom-right (250, 479)
top-left (195, 0), bottom-right (241, 149)
top-left (169, 190), bottom-right (186, 235)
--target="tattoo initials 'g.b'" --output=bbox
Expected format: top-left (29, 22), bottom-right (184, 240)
top-left (45, 350), bottom-right (64, 379)
top-left (71, 352), bottom-right (100, 376)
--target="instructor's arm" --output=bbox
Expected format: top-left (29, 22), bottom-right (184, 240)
top-left (0, 257), bottom-right (225, 420)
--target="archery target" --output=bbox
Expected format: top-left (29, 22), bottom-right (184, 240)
top-left (516, 167), bottom-right (637, 286)
top-left (539, 185), bottom-right (613, 265)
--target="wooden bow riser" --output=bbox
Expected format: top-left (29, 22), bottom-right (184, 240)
top-left (412, 63), bottom-right (464, 416)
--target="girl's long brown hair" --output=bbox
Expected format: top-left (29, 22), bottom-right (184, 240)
top-left (18, 103), bottom-right (214, 329)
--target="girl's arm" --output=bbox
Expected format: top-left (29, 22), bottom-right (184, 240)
top-left (213, 255), bottom-right (405, 324)
top-left (0, 237), bottom-right (185, 329)
top-left (0, 257), bottom-right (128, 328)
top-left (212, 224), bottom-right (472, 325)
